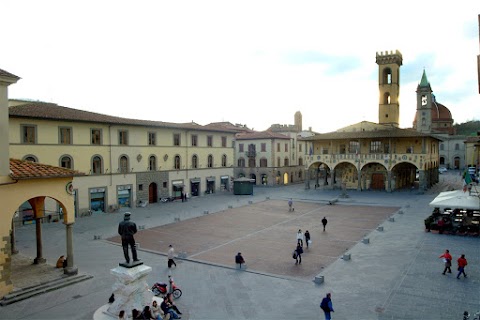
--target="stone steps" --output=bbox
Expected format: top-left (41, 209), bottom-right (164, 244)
top-left (0, 273), bottom-right (93, 306)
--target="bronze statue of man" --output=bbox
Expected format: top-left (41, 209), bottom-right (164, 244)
top-left (118, 212), bottom-right (138, 264)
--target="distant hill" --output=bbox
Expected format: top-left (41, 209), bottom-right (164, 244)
top-left (453, 121), bottom-right (480, 136)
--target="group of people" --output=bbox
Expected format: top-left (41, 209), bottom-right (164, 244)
top-left (292, 216), bottom-right (328, 264)
top-left (439, 249), bottom-right (468, 279)
top-left (293, 229), bottom-right (310, 264)
top-left (119, 293), bottom-right (183, 320)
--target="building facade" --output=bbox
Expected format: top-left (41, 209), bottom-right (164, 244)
top-left (303, 51), bottom-right (441, 192)
top-left (8, 101), bottom-right (238, 216)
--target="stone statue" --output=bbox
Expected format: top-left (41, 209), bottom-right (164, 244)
top-left (118, 212), bottom-right (139, 265)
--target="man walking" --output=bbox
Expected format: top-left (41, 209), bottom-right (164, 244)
top-left (288, 198), bottom-right (294, 212)
top-left (235, 252), bottom-right (245, 269)
top-left (294, 242), bottom-right (303, 264)
top-left (320, 293), bottom-right (334, 320)
top-left (456, 254), bottom-right (468, 279)
top-left (168, 244), bottom-right (177, 268)
top-left (439, 249), bottom-right (452, 274)
top-left (322, 217), bottom-right (328, 231)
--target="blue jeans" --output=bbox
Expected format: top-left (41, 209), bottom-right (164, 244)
top-left (457, 267), bottom-right (467, 278)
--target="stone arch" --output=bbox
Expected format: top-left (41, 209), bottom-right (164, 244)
top-left (360, 162), bottom-right (387, 191)
top-left (0, 177), bottom-right (77, 298)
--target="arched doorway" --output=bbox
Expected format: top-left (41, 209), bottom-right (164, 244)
top-left (454, 157), bottom-right (460, 169)
top-left (250, 174), bottom-right (256, 184)
top-left (148, 183), bottom-right (157, 203)
top-left (283, 172), bottom-right (289, 184)
top-left (261, 174), bottom-right (268, 185)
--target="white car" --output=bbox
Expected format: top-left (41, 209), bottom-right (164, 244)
top-left (438, 167), bottom-right (447, 174)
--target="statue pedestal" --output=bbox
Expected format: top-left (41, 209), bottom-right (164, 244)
top-left (105, 264), bottom-right (153, 317)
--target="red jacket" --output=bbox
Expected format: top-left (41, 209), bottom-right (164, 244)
top-left (457, 257), bottom-right (468, 268)
top-left (440, 252), bottom-right (452, 261)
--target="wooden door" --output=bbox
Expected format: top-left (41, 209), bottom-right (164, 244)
top-left (371, 173), bottom-right (385, 190)
top-left (149, 183), bottom-right (157, 203)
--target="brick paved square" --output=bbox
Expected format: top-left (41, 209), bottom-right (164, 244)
top-left (109, 200), bottom-right (398, 280)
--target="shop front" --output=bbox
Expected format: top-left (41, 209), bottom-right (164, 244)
top-left (172, 181), bottom-right (184, 199)
top-left (206, 177), bottom-right (215, 194)
top-left (90, 187), bottom-right (106, 212)
top-left (190, 178), bottom-right (200, 197)
top-left (220, 176), bottom-right (229, 191)
top-left (117, 185), bottom-right (132, 208)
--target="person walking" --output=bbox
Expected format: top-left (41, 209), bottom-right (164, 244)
top-left (439, 249), bottom-right (452, 274)
top-left (320, 293), bottom-right (334, 320)
top-left (235, 252), bottom-right (245, 269)
top-left (168, 245), bottom-right (177, 268)
top-left (288, 198), bottom-right (294, 212)
top-left (304, 230), bottom-right (311, 249)
top-left (456, 254), bottom-right (468, 279)
top-left (322, 217), bottom-right (328, 231)
top-left (294, 242), bottom-right (303, 264)
top-left (296, 229), bottom-right (303, 246)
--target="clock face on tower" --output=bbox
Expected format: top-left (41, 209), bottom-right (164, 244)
top-left (421, 95), bottom-right (428, 106)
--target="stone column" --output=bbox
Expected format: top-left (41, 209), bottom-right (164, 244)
top-left (329, 169), bottom-right (335, 189)
top-left (10, 220), bottom-right (18, 254)
top-left (387, 171), bottom-right (392, 193)
top-left (304, 169), bottom-right (310, 189)
top-left (34, 218), bottom-right (45, 264)
top-left (357, 164), bottom-right (362, 191)
top-left (64, 222), bottom-right (78, 275)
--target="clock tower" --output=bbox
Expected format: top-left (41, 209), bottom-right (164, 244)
top-left (414, 69), bottom-right (433, 133)
top-left (376, 50), bottom-right (402, 127)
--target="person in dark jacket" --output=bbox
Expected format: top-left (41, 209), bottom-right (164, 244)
top-left (161, 295), bottom-right (181, 319)
top-left (322, 217), bottom-right (328, 231)
top-left (320, 293), bottom-right (334, 320)
top-left (118, 212), bottom-right (138, 264)
top-left (295, 243), bottom-right (303, 264)
top-left (235, 252), bottom-right (245, 269)
top-left (304, 230), bottom-right (311, 249)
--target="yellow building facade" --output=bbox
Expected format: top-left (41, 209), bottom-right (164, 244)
top-left (8, 101), bottom-right (237, 216)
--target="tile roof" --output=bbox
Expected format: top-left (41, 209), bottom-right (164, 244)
top-left (236, 131), bottom-right (290, 140)
top-left (301, 127), bottom-right (442, 141)
top-left (9, 159), bottom-right (84, 180)
top-left (9, 101), bottom-right (239, 133)
top-left (0, 68), bottom-right (20, 81)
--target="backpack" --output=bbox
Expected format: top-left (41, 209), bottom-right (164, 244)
top-left (292, 251), bottom-right (297, 259)
top-left (320, 298), bottom-right (330, 312)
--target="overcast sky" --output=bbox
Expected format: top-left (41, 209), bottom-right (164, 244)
top-left (2, 1), bottom-right (479, 133)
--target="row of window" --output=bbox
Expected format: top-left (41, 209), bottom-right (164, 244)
top-left (23, 154), bottom-right (229, 174)
top-left (237, 157), bottom-right (304, 168)
top-left (238, 143), bottom-right (303, 153)
top-left (317, 141), bottom-right (420, 155)
top-left (440, 143), bottom-right (460, 151)
top-left (20, 125), bottom-right (230, 147)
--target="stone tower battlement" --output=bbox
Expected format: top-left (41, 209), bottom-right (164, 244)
top-left (375, 50), bottom-right (403, 66)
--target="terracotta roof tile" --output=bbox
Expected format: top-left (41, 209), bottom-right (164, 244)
top-left (9, 101), bottom-right (238, 133)
top-left (301, 127), bottom-right (442, 141)
top-left (236, 131), bottom-right (290, 140)
top-left (0, 68), bottom-right (20, 79)
top-left (9, 159), bottom-right (85, 180)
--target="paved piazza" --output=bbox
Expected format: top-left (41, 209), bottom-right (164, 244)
top-left (109, 200), bottom-right (398, 280)
top-left (1, 173), bottom-right (479, 319)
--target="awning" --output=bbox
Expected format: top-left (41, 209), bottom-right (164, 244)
top-left (190, 178), bottom-right (200, 183)
top-left (206, 177), bottom-right (215, 182)
top-left (172, 181), bottom-right (184, 187)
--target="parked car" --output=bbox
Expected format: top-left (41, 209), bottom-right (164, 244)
top-left (439, 167), bottom-right (447, 174)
